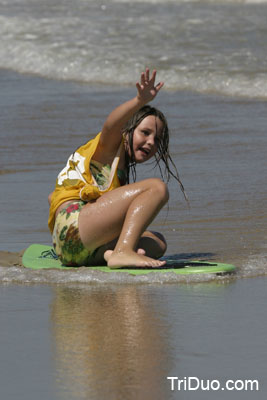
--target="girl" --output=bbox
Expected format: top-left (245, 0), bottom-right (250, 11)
top-left (48, 69), bottom-right (185, 268)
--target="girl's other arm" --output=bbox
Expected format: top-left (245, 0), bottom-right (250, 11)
top-left (48, 192), bottom-right (53, 205)
top-left (100, 69), bottom-right (164, 152)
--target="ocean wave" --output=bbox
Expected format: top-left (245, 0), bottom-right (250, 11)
top-left (1, 39), bottom-right (266, 99)
top-left (1, 0), bottom-right (267, 99)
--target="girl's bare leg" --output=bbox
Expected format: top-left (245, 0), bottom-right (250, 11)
top-left (78, 178), bottom-right (169, 267)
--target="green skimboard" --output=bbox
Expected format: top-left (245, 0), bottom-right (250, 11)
top-left (22, 244), bottom-right (236, 275)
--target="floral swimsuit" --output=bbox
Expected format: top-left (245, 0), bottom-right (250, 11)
top-left (52, 160), bottom-right (126, 266)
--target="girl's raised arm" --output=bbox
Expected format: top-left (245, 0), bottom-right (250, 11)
top-left (99, 69), bottom-right (164, 152)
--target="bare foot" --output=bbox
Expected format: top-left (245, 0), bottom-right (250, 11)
top-left (105, 250), bottom-right (166, 268)
top-left (104, 248), bottom-right (146, 263)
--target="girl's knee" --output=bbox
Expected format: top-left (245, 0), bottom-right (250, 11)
top-left (140, 230), bottom-right (167, 258)
top-left (151, 231), bottom-right (167, 256)
top-left (148, 178), bottom-right (169, 203)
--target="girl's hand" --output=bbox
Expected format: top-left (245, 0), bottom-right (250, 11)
top-left (136, 68), bottom-right (164, 104)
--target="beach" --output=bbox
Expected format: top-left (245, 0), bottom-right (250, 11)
top-left (0, 68), bottom-right (266, 400)
top-left (1, 0), bottom-right (267, 398)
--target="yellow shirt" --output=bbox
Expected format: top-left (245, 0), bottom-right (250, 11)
top-left (48, 132), bottom-right (124, 233)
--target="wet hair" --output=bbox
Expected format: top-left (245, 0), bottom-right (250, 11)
top-left (122, 105), bottom-right (188, 202)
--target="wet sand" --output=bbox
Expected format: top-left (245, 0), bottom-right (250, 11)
top-left (0, 250), bottom-right (23, 267)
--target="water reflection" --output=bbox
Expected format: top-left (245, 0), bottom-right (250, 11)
top-left (50, 285), bottom-right (171, 400)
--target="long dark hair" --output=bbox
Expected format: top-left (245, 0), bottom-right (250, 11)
top-left (122, 105), bottom-right (188, 202)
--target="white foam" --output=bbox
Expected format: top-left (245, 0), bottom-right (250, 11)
top-left (242, 254), bottom-right (267, 277)
top-left (0, 265), bottom-right (237, 286)
top-left (1, 1), bottom-right (267, 99)
top-left (2, 257), bottom-right (267, 286)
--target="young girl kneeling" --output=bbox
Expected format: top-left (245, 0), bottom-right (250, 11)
top-left (48, 69), bottom-right (185, 268)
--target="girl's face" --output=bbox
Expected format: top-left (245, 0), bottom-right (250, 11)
top-left (129, 115), bottom-right (164, 163)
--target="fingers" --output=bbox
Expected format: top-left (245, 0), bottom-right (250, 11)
top-left (141, 71), bottom-right (146, 87)
top-left (140, 68), bottom-right (151, 86)
top-left (149, 69), bottom-right (164, 92)
top-left (142, 68), bottom-right (156, 85)
top-left (136, 81), bottom-right (141, 91)
top-left (139, 68), bottom-right (163, 88)
top-left (149, 68), bottom-right (156, 84)
top-left (155, 81), bottom-right (164, 92)
top-left (136, 68), bottom-right (164, 101)
top-left (137, 69), bottom-right (149, 90)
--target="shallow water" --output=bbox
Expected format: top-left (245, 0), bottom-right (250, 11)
top-left (0, 280), bottom-right (266, 400)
